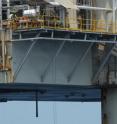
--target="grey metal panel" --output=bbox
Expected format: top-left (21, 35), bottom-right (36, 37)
top-left (13, 40), bottom-right (92, 85)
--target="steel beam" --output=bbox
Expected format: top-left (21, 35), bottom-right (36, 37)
top-left (0, 83), bottom-right (101, 102)
top-left (41, 40), bottom-right (66, 82)
top-left (12, 37), bottom-right (117, 44)
top-left (67, 42), bottom-right (94, 82)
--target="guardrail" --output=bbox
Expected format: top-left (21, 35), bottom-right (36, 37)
top-left (3, 15), bottom-right (115, 34)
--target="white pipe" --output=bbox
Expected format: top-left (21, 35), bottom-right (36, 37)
top-left (78, 5), bottom-right (112, 11)
top-left (7, 0), bottom-right (10, 19)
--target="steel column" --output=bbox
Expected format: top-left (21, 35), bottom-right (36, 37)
top-left (102, 88), bottom-right (117, 124)
top-left (112, 0), bottom-right (116, 33)
top-left (0, 0), bottom-right (2, 29)
top-left (7, 0), bottom-right (10, 19)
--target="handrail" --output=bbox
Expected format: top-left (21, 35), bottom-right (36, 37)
top-left (2, 15), bottom-right (116, 34)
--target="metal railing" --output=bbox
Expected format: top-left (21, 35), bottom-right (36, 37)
top-left (3, 15), bottom-right (116, 34)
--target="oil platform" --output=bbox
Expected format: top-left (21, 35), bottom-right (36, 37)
top-left (0, 0), bottom-right (117, 123)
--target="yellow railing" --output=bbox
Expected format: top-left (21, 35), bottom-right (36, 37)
top-left (4, 15), bottom-right (117, 34)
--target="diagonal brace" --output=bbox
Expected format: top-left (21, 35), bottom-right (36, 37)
top-left (41, 40), bottom-right (66, 82)
top-left (67, 42), bottom-right (94, 82)
top-left (13, 33), bottom-right (41, 81)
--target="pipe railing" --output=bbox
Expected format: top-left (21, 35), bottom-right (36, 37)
top-left (2, 15), bottom-right (117, 34)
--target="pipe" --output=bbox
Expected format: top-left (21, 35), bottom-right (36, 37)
top-left (2, 4), bottom-right (29, 10)
top-left (7, 0), bottom-right (10, 19)
top-left (78, 5), bottom-right (112, 11)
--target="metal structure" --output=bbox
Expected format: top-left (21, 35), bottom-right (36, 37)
top-left (0, 0), bottom-right (117, 123)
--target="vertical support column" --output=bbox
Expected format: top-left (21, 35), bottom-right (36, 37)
top-left (5, 30), bottom-right (13, 83)
top-left (112, 0), bottom-right (116, 33)
top-left (102, 88), bottom-right (117, 124)
top-left (59, 7), bottom-right (66, 28)
top-left (1, 30), bottom-right (7, 82)
top-left (0, 0), bottom-right (2, 29)
top-left (7, 0), bottom-right (10, 19)
top-left (1, 30), bottom-right (13, 83)
top-left (95, 0), bottom-right (112, 32)
top-left (0, 0), bottom-right (12, 83)
top-left (0, 1), bottom-right (5, 81)
top-left (67, 0), bottom-right (78, 29)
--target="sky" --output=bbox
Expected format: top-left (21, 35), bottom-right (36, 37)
top-left (0, 102), bottom-right (101, 124)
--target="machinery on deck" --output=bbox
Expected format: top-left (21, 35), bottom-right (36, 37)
top-left (1, 0), bottom-right (114, 33)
